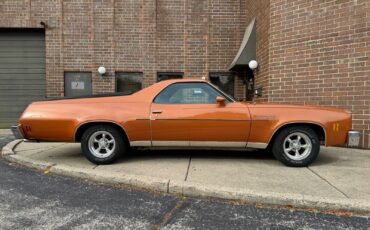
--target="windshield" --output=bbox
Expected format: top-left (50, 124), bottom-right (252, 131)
top-left (208, 82), bottom-right (237, 102)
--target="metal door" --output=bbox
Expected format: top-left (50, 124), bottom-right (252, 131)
top-left (64, 72), bottom-right (92, 97)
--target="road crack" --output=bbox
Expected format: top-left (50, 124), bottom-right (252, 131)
top-left (184, 154), bottom-right (192, 181)
top-left (151, 198), bottom-right (187, 230)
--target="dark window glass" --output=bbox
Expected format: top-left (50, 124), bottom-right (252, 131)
top-left (116, 72), bottom-right (143, 94)
top-left (157, 72), bottom-right (183, 82)
top-left (64, 72), bottom-right (92, 97)
top-left (209, 73), bottom-right (235, 97)
top-left (154, 82), bottom-right (231, 104)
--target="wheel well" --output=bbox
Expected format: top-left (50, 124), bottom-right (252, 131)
top-left (267, 123), bottom-right (326, 149)
top-left (75, 122), bottom-right (129, 145)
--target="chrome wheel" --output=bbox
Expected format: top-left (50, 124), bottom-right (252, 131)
top-left (88, 131), bottom-right (116, 158)
top-left (283, 132), bottom-right (312, 161)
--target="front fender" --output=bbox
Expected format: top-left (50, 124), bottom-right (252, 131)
top-left (248, 106), bottom-right (351, 146)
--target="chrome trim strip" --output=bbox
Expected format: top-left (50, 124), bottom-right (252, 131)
top-left (131, 140), bottom-right (268, 149)
top-left (347, 130), bottom-right (360, 147)
top-left (190, 141), bottom-right (247, 148)
top-left (138, 141), bottom-right (266, 149)
top-left (151, 118), bottom-right (249, 121)
top-left (146, 147), bottom-right (248, 151)
top-left (130, 141), bottom-right (151, 147)
top-left (247, 142), bottom-right (268, 149)
top-left (11, 125), bottom-right (24, 139)
top-left (152, 141), bottom-right (189, 147)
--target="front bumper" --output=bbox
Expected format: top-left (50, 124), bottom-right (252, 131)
top-left (347, 130), bottom-right (360, 147)
top-left (11, 125), bottom-right (24, 139)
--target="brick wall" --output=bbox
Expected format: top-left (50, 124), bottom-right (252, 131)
top-left (243, 0), bottom-right (270, 102)
top-left (268, 0), bottom-right (370, 148)
top-left (0, 0), bottom-right (247, 97)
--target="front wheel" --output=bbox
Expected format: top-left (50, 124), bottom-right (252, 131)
top-left (272, 126), bottom-right (320, 167)
top-left (81, 125), bottom-right (126, 164)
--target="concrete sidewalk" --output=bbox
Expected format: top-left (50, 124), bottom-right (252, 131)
top-left (2, 140), bottom-right (370, 213)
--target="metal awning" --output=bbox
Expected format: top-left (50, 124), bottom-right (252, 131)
top-left (229, 18), bottom-right (256, 70)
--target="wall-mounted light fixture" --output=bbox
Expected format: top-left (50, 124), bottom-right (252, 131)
top-left (40, 21), bottom-right (48, 29)
top-left (98, 66), bottom-right (106, 76)
top-left (254, 87), bottom-right (263, 97)
top-left (248, 60), bottom-right (258, 70)
top-left (248, 60), bottom-right (261, 98)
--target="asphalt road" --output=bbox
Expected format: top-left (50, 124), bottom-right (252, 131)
top-left (0, 158), bottom-right (369, 230)
top-left (0, 133), bottom-right (14, 149)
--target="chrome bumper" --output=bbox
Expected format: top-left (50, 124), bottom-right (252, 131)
top-left (11, 125), bottom-right (24, 139)
top-left (347, 130), bottom-right (360, 147)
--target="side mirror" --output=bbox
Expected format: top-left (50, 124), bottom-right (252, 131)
top-left (216, 96), bottom-right (225, 105)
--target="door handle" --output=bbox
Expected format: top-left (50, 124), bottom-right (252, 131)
top-left (151, 110), bottom-right (162, 114)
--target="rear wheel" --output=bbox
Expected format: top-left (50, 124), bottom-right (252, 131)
top-left (81, 125), bottom-right (126, 164)
top-left (272, 126), bottom-right (320, 167)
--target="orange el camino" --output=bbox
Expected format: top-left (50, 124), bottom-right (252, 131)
top-left (11, 79), bottom-right (360, 167)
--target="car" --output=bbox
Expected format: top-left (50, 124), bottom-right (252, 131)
top-left (11, 79), bottom-right (360, 167)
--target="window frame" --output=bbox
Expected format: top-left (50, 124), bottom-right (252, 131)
top-left (152, 82), bottom-right (236, 104)
top-left (115, 71), bottom-right (144, 94)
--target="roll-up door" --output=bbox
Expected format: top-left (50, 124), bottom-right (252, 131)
top-left (0, 29), bottom-right (46, 128)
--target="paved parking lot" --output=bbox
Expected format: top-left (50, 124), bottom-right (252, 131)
top-left (0, 160), bottom-right (369, 229)
top-left (0, 129), bottom-right (13, 149)
top-left (3, 140), bottom-right (370, 213)
top-left (1, 130), bottom-right (370, 228)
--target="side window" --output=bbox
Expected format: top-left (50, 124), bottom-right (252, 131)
top-left (154, 83), bottom-right (230, 104)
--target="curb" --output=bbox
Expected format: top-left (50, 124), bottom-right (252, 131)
top-left (50, 164), bottom-right (169, 193)
top-left (1, 139), bottom-right (22, 156)
top-left (169, 180), bottom-right (370, 214)
top-left (2, 141), bottom-right (370, 214)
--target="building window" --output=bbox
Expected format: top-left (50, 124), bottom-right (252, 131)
top-left (209, 73), bottom-right (235, 97)
top-left (116, 72), bottom-right (143, 94)
top-left (64, 72), bottom-right (92, 97)
top-left (157, 72), bottom-right (183, 82)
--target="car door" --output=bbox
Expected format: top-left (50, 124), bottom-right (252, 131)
top-left (150, 83), bottom-right (191, 147)
top-left (150, 82), bottom-right (251, 148)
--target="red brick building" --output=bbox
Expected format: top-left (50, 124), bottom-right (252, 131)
top-left (0, 0), bottom-right (369, 148)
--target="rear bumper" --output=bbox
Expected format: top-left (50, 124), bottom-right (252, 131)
top-left (11, 125), bottom-right (24, 139)
top-left (347, 130), bottom-right (360, 147)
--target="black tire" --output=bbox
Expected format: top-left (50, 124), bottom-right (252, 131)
top-left (272, 126), bottom-right (320, 167)
top-left (81, 125), bottom-right (126, 164)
